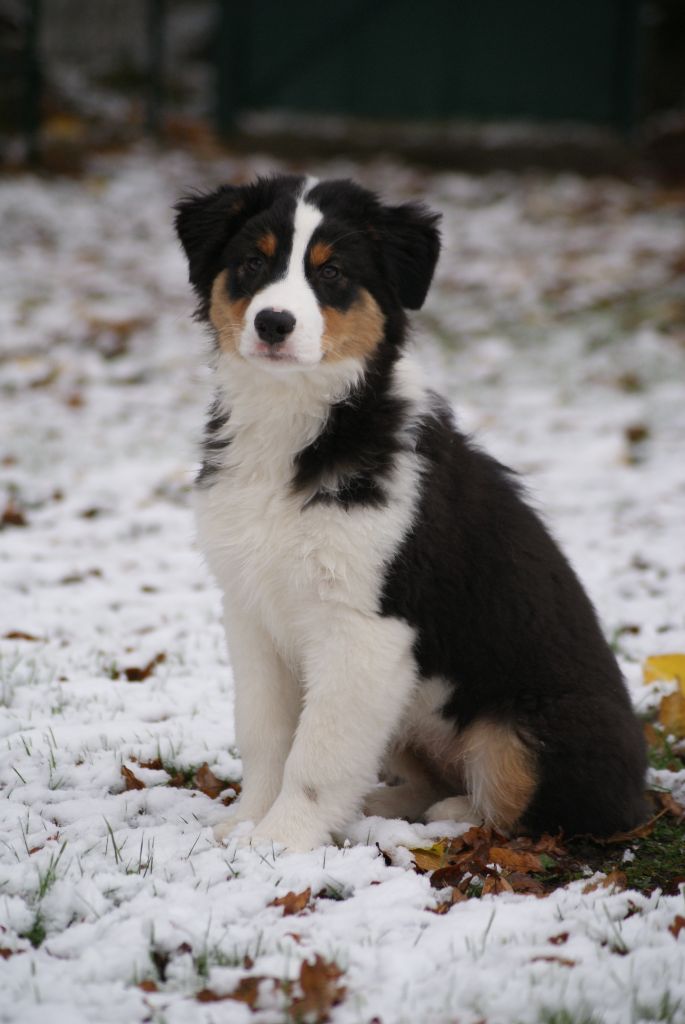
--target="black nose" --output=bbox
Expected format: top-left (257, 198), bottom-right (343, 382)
top-left (254, 309), bottom-right (296, 345)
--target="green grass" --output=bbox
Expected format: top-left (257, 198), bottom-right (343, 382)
top-left (21, 910), bottom-right (46, 948)
top-left (539, 813), bottom-right (685, 897)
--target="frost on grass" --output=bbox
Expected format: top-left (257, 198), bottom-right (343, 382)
top-left (1, 150), bottom-right (685, 1024)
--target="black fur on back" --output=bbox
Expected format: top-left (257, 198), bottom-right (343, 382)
top-left (379, 397), bottom-right (648, 836)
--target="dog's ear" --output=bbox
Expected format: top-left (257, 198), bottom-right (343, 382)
top-left (174, 176), bottom-right (293, 312)
top-left (380, 202), bottom-right (441, 310)
top-left (174, 185), bottom-right (249, 299)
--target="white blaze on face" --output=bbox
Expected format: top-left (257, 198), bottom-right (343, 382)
top-left (240, 191), bottom-right (324, 368)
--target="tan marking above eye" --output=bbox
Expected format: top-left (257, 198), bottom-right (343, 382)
top-left (321, 288), bottom-right (385, 362)
top-left (256, 232), bottom-right (277, 257)
top-left (310, 241), bottom-right (333, 267)
top-left (209, 269), bottom-right (249, 355)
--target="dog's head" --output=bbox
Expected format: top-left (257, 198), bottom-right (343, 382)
top-left (174, 175), bottom-right (440, 371)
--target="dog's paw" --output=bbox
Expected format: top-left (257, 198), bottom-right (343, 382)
top-left (424, 796), bottom-right (482, 825)
top-left (364, 783), bottom-right (427, 821)
top-left (213, 817), bottom-right (254, 844)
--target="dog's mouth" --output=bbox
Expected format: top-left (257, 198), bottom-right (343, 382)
top-left (252, 343), bottom-right (298, 363)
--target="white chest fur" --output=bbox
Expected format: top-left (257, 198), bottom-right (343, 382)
top-left (195, 353), bottom-right (425, 666)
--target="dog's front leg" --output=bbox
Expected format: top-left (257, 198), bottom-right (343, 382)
top-left (214, 597), bottom-right (300, 842)
top-left (248, 611), bottom-right (417, 851)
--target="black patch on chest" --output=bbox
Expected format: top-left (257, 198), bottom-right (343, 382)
top-left (292, 341), bottom-right (411, 509)
top-left (196, 394), bottom-right (231, 487)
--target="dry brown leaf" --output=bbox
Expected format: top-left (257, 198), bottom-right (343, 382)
top-left (429, 865), bottom-right (468, 890)
top-left (507, 872), bottom-right (546, 896)
top-left (1, 501), bottom-right (27, 528)
top-left (594, 811), bottom-right (665, 844)
top-left (269, 888), bottom-right (311, 916)
top-left (138, 980), bottom-right (158, 992)
top-left (644, 654), bottom-right (685, 695)
top-left (196, 988), bottom-right (226, 1003)
top-left (489, 846), bottom-right (543, 873)
top-left (548, 932), bottom-right (569, 945)
top-left (669, 915), bottom-right (685, 939)
top-left (482, 874), bottom-right (514, 895)
top-left (124, 653), bottom-right (166, 682)
top-left (193, 763), bottom-right (226, 800)
top-left (0, 948), bottom-right (19, 959)
top-left (139, 758), bottom-right (163, 771)
top-left (3, 631), bottom-right (40, 642)
top-left (121, 764), bottom-right (145, 791)
top-left (531, 955), bottom-right (576, 968)
top-left (410, 842), bottom-right (448, 873)
top-left (288, 955), bottom-right (346, 1023)
top-left (582, 870), bottom-right (627, 894)
top-left (228, 976), bottom-right (263, 1008)
top-left (656, 791), bottom-right (685, 820)
top-left (659, 692), bottom-right (685, 738)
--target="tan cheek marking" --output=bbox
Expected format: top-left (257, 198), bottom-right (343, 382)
top-left (310, 241), bottom-right (333, 267)
top-left (257, 232), bottom-right (277, 257)
top-left (209, 269), bottom-right (249, 355)
top-left (457, 719), bottom-right (537, 830)
top-left (321, 288), bottom-right (385, 362)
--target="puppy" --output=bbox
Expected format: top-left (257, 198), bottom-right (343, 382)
top-left (175, 174), bottom-right (648, 851)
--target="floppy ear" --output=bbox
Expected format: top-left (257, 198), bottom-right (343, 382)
top-left (174, 176), bottom-right (295, 316)
top-left (174, 185), bottom-right (247, 301)
top-left (380, 202), bottom-right (441, 310)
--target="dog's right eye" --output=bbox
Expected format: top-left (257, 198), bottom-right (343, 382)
top-left (244, 256), bottom-right (265, 273)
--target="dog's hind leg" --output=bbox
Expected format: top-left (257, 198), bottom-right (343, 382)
top-left (426, 719), bottom-right (537, 831)
top-left (364, 745), bottom-right (448, 821)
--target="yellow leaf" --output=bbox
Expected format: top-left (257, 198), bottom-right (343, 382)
top-left (410, 841), bottom-right (448, 872)
top-left (643, 654), bottom-right (685, 695)
top-left (658, 692), bottom-right (685, 738)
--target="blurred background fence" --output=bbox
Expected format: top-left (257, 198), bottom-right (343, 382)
top-left (1, 0), bottom-right (684, 174)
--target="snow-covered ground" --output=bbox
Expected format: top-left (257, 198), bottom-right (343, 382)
top-left (1, 149), bottom-right (684, 1024)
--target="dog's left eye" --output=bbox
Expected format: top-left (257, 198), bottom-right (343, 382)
top-left (319, 263), bottom-right (341, 281)
top-left (244, 256), bottom-right (265, 273)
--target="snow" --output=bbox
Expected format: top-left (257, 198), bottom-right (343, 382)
top-left (1, 147), bottom-right (685, 1024)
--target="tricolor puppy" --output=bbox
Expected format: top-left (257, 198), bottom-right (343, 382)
top-left (175, 174), bottom-right (648, 851)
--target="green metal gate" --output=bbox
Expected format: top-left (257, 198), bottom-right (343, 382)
top-left (216, 0), bottom-right (642, 132)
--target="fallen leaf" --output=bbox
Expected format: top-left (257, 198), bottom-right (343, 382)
top-left (582, 870), bottom-right (627, 894)
top-left (430, 865), bottom-right (468, 890)
top-left (1, 501), bottom-right (27, 528)
top-left (138, 980), bottom-right (157, 992)
top-left (124, 653), bottom-right (166, 682)
top-left (669, 915), bottom-right (685, 939)
top-left (196, 988), bottom-right (227, 1003)
top-left (489, 847), bottom-right (543, 873)
top-left (507, 872), bottom-right (546, 896)
top-left (531, 955), bottom-right (576, 968)
top-left (548, 932), bottom-right (569, 945)
top-left (482, 874), bottom-right (514, 895)
top-left (410, 841), bottom-right (448, 872)
top-left (594, 811), bottom-right (665, 844)
top-left (228, 976), bottom-right (263, 1008)
top-left (659, 692), bottom-right (685, 738)
top-left (269, 888), bottom-right (311, 916)
top-left (0, 948), bottom-right (20, 959)
top-left (288, 955), bottom-right (346, 1023)
top-left (139, 758), bottom-right (163, 771)
top-left (121, 764), bottom-right (145, 791)
top-left (644, 654), bottom-right (685, 695)
top-left (656, 791), bottom-right (685, 820)
top-left (3, 631), bottom-right (40, 642)
top-left (193, 762), bottom-right (226, 800)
